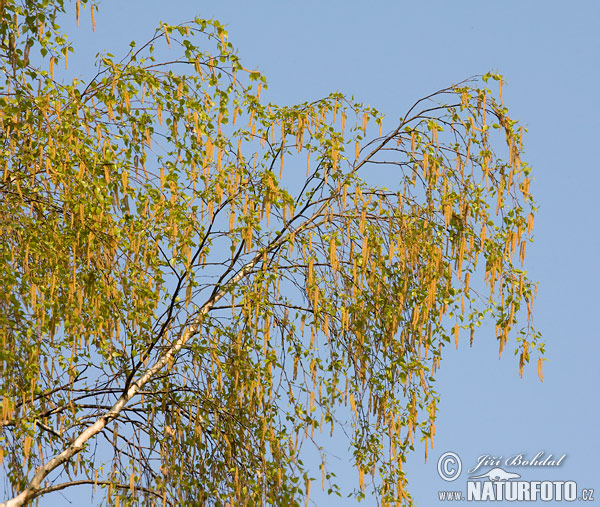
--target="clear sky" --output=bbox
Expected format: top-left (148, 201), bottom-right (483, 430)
top-left (52, 1), bottom-right (600, 505)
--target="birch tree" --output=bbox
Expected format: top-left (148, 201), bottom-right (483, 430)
top-left (0, 1), bottom-right (542, 505)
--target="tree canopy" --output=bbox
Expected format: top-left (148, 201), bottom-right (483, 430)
top-left (0, 1), bottom-right (542, 505)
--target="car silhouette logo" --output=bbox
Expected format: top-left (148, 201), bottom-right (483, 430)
top-left (470, 467), bottom-right (521, 481)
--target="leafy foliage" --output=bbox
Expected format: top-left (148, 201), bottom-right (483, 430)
top-left (0, 1), bottom-right (541, 505)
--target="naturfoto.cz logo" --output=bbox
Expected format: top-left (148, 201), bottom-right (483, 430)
top-left (436, 451), bottom-right (595, 502)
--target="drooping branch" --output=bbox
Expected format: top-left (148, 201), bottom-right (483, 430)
top-left (0, 200), bottom-right (327, 506)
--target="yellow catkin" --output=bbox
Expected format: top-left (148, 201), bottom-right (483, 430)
top-left (519, 240), bottom-right (527, 266)
top-left (163, 25), bottom-right (171, 47)
top-left (443, 203), bottom-right (452, 228)
top-left (482, 93), bottom-right (487, 125)
top-left (305, 478), bottom-right (311, 506)
top-left (527, 212), bottom-right (535, 234)
top-left (349, 393), bottom-right (357, 415)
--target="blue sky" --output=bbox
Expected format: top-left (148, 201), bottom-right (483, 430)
top-left (55, 1), bottom-right (599, 505)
